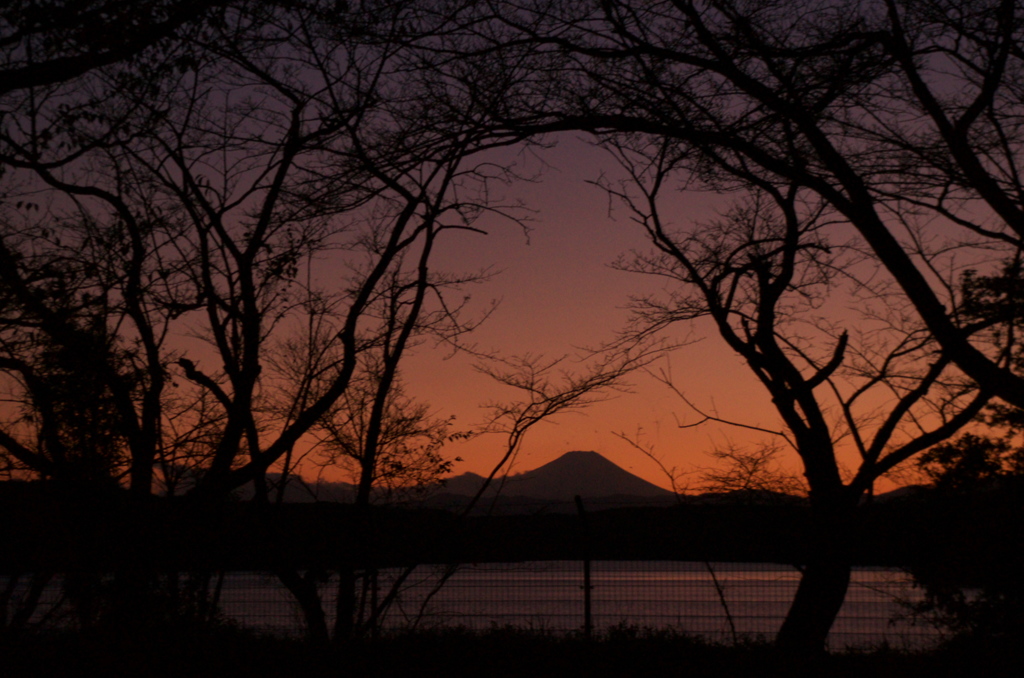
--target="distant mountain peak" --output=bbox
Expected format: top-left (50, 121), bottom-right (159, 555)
top-left (439, 450), bottom-right (673, 504)
top-left (540, 450), bottom-right (608, 465)
top-left (531, 450), bottom-right (631, 473)
top-left (556, 450), bottom-right (603, 458)
top-left (511, 450), bottom-right (672, 499)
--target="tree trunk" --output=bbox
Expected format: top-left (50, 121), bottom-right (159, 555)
top-left (775, 560), bottom-right (851, 653)
top-left (334, 563), bottom-right (357, 641)
top-left (776, 500), bottom-right (854, 653)
top-left (275, 568), bottom-right (330, 646)
top-left (5, 572), bottom-right (54, 630)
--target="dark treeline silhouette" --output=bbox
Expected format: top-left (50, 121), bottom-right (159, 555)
top-left (2, 477), bottom-right (1021, 576)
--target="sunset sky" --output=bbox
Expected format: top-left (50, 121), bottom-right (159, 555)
top-left (372, 136), bottom-right (823, 492)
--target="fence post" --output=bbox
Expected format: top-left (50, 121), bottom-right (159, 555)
top-left (574, 495), bottom-right (593, 640)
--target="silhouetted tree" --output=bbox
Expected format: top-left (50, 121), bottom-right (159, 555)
top-left (917, 260), bottom-right (1024, 490)
top-left (601, 147), bottom-right (988, 650)
top-left (1, 0), bottom-right (643, 644)
top-left (0, 294), bottom-right (130, 488)
top-left (700, 442), bottom-right (805, 500)
top-left (0, 0), bottom-right (539, 640)
top-left (313, 370), bottom-right (463, 505)
top-left (418, 0), bottom-right (1024, 651)
top-left (446, 0), bottom-right (1024, 407)
top-left (0, 0), bottom-right (524, 488)
top-left (0, 0), bottom-right (223, 95)
top-left (911, 402), bottom-right (1024, 643)
top-left (918, 432), bottom-right (1024, 492)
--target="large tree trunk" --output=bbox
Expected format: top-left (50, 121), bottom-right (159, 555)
top-left (776, 560), bottom-right (851, 653)
top-left (275, 567), bottom-right (330, 646)
top-left (776, 500), bottom-right (854, 653)
top-left (334, 563), bottom-right (357, 641)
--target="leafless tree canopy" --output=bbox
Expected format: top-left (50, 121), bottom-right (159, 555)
top-left (432, 0), bottom-right (1024, 407)
top-left (3, 0), bottom-right (1022, 652)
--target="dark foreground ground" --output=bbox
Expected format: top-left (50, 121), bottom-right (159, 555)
top-left (2, 625), bottom-right (1022, 678)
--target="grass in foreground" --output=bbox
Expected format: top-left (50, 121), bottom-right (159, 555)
top-left (1, 623), bottom-right (1021, 678)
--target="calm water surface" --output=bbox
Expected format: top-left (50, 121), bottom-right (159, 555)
top-left (212, 561), bottom-right (941, 649)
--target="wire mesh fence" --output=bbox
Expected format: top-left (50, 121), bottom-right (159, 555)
top-left (0, 561), bottom-right (942, 651)
top-left (2, 561), bottom-right (942, 649)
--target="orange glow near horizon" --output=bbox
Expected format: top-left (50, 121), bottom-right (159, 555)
top-left (398, 138), bottom-right (779, 490)
top-left (0, 136), bottom-right (930, 496)
top-left (298, 136), bottom-right (922, 495)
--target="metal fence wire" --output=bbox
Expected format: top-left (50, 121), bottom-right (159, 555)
top-left (1, 561), bottom-right (942, 650)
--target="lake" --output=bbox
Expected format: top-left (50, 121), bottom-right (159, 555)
top-left (209, 561), bottom-right (942, 649)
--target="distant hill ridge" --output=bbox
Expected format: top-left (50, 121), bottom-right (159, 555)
top-left (245, 451), bottom-right (894, 509)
